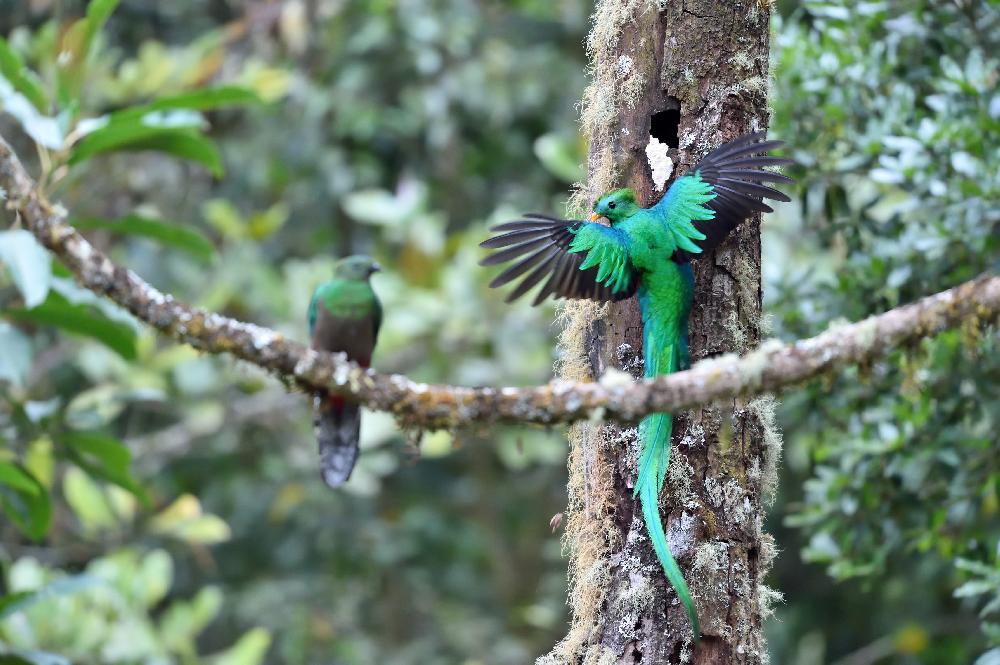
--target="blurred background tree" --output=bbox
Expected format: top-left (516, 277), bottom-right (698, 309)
top-left (0, 1), bottom-right (996, 664)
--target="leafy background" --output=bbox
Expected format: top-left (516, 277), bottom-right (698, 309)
top-left (0, 0), bottom-right (997, 663)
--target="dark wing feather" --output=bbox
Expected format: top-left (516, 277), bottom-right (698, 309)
top-left (479, 215), bottom-right (637, 306)
top-left (672, 132), bottom-right (796, 261)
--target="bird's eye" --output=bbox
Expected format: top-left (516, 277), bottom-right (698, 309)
top-left (608, 201), bottom-right (616, 210)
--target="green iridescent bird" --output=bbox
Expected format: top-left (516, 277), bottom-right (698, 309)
top-left (480, 132), bottom-right (794, 639)
top-left (307, 255), bottom-right (382, 488)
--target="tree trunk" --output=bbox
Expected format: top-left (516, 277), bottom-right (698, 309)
top-left (542, 2), bottom-right (780, 663)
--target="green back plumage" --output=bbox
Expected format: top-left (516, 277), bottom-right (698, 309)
top-left (308, 254), bottom-right (382, 335)
top-left (308, 279), bottom-right (380, 336)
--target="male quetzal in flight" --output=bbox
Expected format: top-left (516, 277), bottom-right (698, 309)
top-left (479, 132), bottom-right (794, 639)
top-left (308, 255), bottom-right (382, 488)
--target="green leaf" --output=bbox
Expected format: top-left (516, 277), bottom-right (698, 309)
top-left (62, 431), bottom-right (147, 504)
top-left (533, 133), bottom-right (584, 183)
top-left (0, 37), bottom-right (48, 112)
top-left (0, 573), bottom-right (100, 620)
top-left (0, 463), bottom-right (51, 540)
top-left (150, 494), bottom-right (232, 545)
top-left (63, 432), bottom-right (131, 476)
top-left (62, 466), bottom-right (117, 533)
top-left (69, 124), bottom-right (223, 177)
top-left (74, 215), bottom-right (215, 261)
top-left (82, 0), bottom-right (121, 57)
top-left (127, 132), bottom-right (223, 176)
top-left (64, 384), bottom-right (126, 430)
top-left (160, 586), bottom-right (224, 649)
top-left (0, 591), bottom-right (36, 620)
top-left (135, 549), bottom-right (173, 607)
top-left (23, 437), bottom-right (54, 488)
top-left (110, 86), bottom-right (261, 123)
top-left (247, 203), bottom-right (289, 240)
top-left (208, 628), bottom-right (272, 665)
top-left (0, 230), bottom-right (52, 307)
top-left (0, 650), bottom-right (71, 665)
top-left (52, 0), bottom-right (119, 106)
top-left (957, 558), bottom-right (999, 577)
top-left (202, 199), bottom-right (245, 239)
top-left (956, 580), bottom-right (995, 598)
top-left (167, 514), bottom-right (230, 544)
top-left (0, 462), bottom-right (39, 494)
top-left (0, 323), bottom-right (32, 387)
top-left (54, 19), bottom-right (88, 109)
top-left (4, 295), bottom-right (137, 359)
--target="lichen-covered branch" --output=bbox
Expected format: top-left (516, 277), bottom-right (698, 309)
top-left (2, 133), bottom-right (998, 430)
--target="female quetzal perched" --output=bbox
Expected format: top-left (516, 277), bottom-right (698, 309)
top-left (479, 132), bottom-right (794, 638)
top-left (308, 255), bottom-right (382, 488)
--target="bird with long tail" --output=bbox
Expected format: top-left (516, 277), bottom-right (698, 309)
top-left (308, 255), bottom-right (382, 488)
top-left (479, 132), bottom-right (795, 639)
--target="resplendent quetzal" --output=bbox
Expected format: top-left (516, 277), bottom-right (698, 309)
top-left (479, 132), bottom-right (794, 638)
top-left (308, 255), bottom-right (382, 488)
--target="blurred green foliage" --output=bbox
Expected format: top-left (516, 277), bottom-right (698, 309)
top-left (767, 1), bottom-right (999, 663)
top-left (0, 0), bottom-right (996, 664)
top-left (1, 1), bottom-right (583, 663)
top-left (2, 548), bottom-right (269, 664)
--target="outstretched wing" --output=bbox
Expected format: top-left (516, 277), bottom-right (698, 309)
top-left (659, 131), bottom-right (795, 261)
top-left (479, 214), bottom-right (637, 306)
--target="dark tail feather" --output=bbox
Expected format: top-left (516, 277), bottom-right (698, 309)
top-left (314, 394), bottom-right (361, 488)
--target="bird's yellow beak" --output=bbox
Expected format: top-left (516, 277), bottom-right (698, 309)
top-left (590, 213), bottom-right (601, 222)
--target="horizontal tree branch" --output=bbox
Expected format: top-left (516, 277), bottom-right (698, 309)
top-left (2, 133), bottom-right (998, 429)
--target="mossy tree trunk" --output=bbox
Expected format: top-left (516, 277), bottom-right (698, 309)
top-left (544, 2), bottom-right (779, 664)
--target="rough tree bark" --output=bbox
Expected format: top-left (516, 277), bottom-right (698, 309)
top-left (545, 2), bottom-right (777, 663)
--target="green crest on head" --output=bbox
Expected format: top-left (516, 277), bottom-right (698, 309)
top-left (333, 255), bottom-right (381, 281)
top-left (606, 188), bottom-right (636, 203)
top-left (593, 188), bottom-right (640, 223)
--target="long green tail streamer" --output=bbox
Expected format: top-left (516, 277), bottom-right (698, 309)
top-left (633, 343), bottom-right (700, 640)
